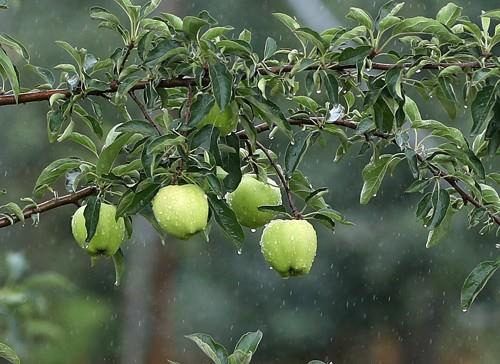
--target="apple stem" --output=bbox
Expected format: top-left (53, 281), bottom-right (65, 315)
top-left (255, 141), bottom-right (302, 220)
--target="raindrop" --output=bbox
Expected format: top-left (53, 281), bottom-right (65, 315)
top-left (416, 69), bottom-right (421, 73)
top-left (237, 249), bottom-right (242, 255)
top-left (251, 228), bottom-right (256, 233)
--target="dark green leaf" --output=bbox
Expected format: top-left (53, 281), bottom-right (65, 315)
top-left (360, 154), bottom-right (403, 204)
top-left (116, 120), bottom-right (158, 135)
top-left (83, 196), bottom-right (101, 244)
top-left (96, 132), bottom-right (133, 176)
top-left (207, 194), bottom-right (244, 249)
top-left (461, 258), bottom-right (500, 311)
top-left (188, 94), bottom-right (215, 127)
top-left (471, 85), bottom-right (496, 135)
top-left (338, 45), bottom-right (372, 63)
top-left (385, 67), bottom-right (403, 100)
top-left (209, 62), bottom-right (232, 110)
top-left (284, 131), bottom-right (320, 178)
top-left (374, 96), bottom-right (394, 132)
top-left (429, 188), bottom-right (450, 229)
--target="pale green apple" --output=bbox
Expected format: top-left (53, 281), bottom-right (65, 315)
top-left (260, 219), bottom-right (317, 278)
top-left (71, 203), bottom-right (125, 256)
top-left (199, 101), bottom-right (239, 135)
top-left (226, 174), bottom-right (282, 228)
top-left (152, 184), bottom-right (209, 240)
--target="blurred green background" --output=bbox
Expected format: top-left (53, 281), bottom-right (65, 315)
top-left (0, 0), bottom-right (499, 363)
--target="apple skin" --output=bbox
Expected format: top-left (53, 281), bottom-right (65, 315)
top-left (71, 203), bottom-right (125, 256)
top-left (260, 219), bottom-right (317, 278)
top-left (199, 101), bottom-right (239, 135)
top-left (226, 174), bottom-right (282, 229)
top-left (152, 184), bottom-right (209, 240)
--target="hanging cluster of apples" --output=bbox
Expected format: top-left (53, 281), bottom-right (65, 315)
top-left (71, 106), bottom-right (318, 278)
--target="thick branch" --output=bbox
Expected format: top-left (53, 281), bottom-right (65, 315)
top-left (0, 186), bottom-right (97, 228)
top-left (0, 61), bottom-right (493, 107)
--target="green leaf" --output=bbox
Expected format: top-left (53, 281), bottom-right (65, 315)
top-left (83, 196), bottom-right (101, 244)
top-left (338, 45), bottom-right (372, 64)
top-left (201, 26), bottom-right (234, 41)
top-left (247, 96), bottom-right (292, 139)
top-left (188, 94), bottom-right (215, 127)
top-left (119, 183), bottom-right (160, 216)
top-left (264, 37), bottom-right (277, 59)
top-left (392, 16), bottom-right (462, 43)
top-left (481, 9), bottom-right (500, 20)
top-left (34, 157), bottom-right (84, 197)
top-left (145, 39), bottom-right (182, 65)
top-left (96, 132), bottom-right (133, 176)
top-left (0, 33), bottom-right (29, 61)
top-left (219, 134), bottom-right (242, 191)
top-left (426, 205), bottom-right (454, 248)
top-left (183, 16), bottom-right (208, 39)
top-left (67, 132), bottom-right (98, 156)
top-left (284, 131), bottom-right (320, 178)
top-left (207, 194), bottom-right (244, 249)
top-left (403, 96), bottom-right (421, 122)
top-left (209, 62), bottom-right (232, 111)
top-left (273, 13), bottom-right (300, 31)
top-left (360, 154), bottom-right (403, 204)
top-left (112, 248), bottom-right (125, 286)
top-left (233, 330), bottom-right (263, 355)
top-left (116, 120), bottom-right (158, 135)
top-left (216, 40), bottom-right (252, 57)
top-left (429, 188), bottom-right (450, 229)
top-left (436, 3), bottom-right (462, 27)
top-left (346, 7), bottom-right (373, 29)
top-left (374, 96), bottom-right (394, 132)
top-left (0, 48), bottom-right (20, 101)
top-left (471, 85), bottom-right (496, 135)
top-left (412, 119), bottom-right (468, 149)
top-left (2, 202), bottom-right (24, 225)
top-left (185, 333), bottom-right (229, 364)
top-left (0, 342), bottom-right (20, 364)
top-left (385, 67), bottom-right (403, 100)
top-left (294, 27), bottom-right (327, 53)
top-left (461, 258), bottom-right (500, 311)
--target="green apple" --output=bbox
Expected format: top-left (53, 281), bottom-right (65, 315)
top-left (260, 219), bottom-right (317, 278)
top-left (226, 174), bottom-right (282, 229)
top-left (71, 203), bottom-right (125, 256)
top-left (152, 184), bottom-right (209, 240)
top-left (199, 101), bottom-right (239, 135)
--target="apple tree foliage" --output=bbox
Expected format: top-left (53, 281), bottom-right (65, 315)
top-left (0, 0), bottom-right (497, 343)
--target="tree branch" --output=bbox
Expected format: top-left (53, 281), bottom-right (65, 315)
top-left (128, 90), bottom-right (162, 134)
top-left (0, 186), bottom-right (97, 228)
top-left (1, 113), bottom-right (497, 230)
top-left (0, 61), bottom-right (493, 107)
top-left (255, 140), bottom-right (301, 219)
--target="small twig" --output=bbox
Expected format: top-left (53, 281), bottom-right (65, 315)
top-left (0, 186), bottom-right (97, 228)
top-left (255, 140), bottom-right (301, 219)
top-left (128, 90), bottom-right (162, 134)
top-left (244, 140), bottom-right (259, 176)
